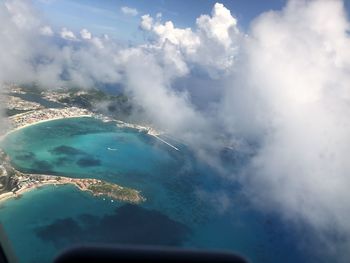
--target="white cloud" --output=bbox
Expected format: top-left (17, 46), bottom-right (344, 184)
top-left (0, 1), bottom-right (121, 89)
top-left (80, 28), bottom-right (92, 39)
top-left (138, 3), bottom-right (241, 78)
top-left (40, 25), bottom-right (53, 36)
top-left (119, 48), bottom-right (207, 137)
top-left (219, 1), bottom-right (350, 259)
top-left (79, 29), bottom-right (105, 49)
top-left (90, 37), bottom-right (104, 49)
top-left (196, 3), bottom-right (239, 49)
top-left (152, 21), bottom-right (200, 54)
top-left (140, 14), bottom-right (153, 31)
top-left (121, 6), bottom-right (138, 16)
top-left (60, 27), bottom-right (77, 40)
top-left (4, 0), bottom-right (41, 29)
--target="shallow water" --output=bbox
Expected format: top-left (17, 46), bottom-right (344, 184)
top-left (0, 117), bottom-right (313, 263)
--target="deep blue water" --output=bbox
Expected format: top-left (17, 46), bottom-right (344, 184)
top-left (0, 117), bottom-right (315, 263)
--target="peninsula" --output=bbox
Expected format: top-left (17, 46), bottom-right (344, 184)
top-left (0, 150), bottom-right (145, 204)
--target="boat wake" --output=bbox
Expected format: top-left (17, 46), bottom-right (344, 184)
top-left (107, 147), bottom-right (117, 151)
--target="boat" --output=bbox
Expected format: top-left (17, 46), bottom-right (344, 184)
top-left (107, 147), bottom-right (117, 151)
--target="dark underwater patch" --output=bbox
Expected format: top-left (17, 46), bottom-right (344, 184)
top-left (50, 145), bottom-right (85, 156)
top-left (35, 204), bottom-right (191, 248)
top-left (15, 151), bottom-right (36, 161)
top-left (54, 157), bottom-right (72, 166)
top-left (78, 214), bottom-right (99, 227)
top-left (32, 160), bottom-right (53, 172)
top-left (76, 157), bottom-right (101, 167)
top-left (35, 218), bottom-right (83, 247)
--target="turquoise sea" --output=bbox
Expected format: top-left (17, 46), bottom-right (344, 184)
top-left (0, 117), bottom-right (315, 263)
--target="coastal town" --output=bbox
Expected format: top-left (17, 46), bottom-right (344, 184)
top-left (8, 107), bottom-right (93, 130)
top-left (0, 84), bottom-right (147, 204)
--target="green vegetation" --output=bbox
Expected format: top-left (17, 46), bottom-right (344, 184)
top-left (58, 88), bottom-right (132, 118)
top-left (20, 83), bottom-right (45, 94)
top-left (15, 85), bottom-right (133, 119)
top-left (5, 109), bottom-right (31, 117)
top-left (88, 181), bottom-right (144, 203)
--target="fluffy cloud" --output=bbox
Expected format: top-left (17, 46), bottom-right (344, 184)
top-left (0, 0), bottom-right (44, 131)
top-left (40, 25), bottom-right (53, 36)
top-left (196, 3), bottom-right (239, 49)
top-left (120, 48), bottom-right (205, 134)
top-left (216, 0), bottom-right (350, 260)
top-left (140, 14), bottom-right (153, 31)
top-left (0, 0), bottom-right (39, 85)
top-left (0, 1), bottom-right (122, 89)
top-left (236, 0), bottom-right (350, 225)
top-left (4, 0), bottom-right (41, 29)
top-left (140, 3), bottom-right (241, 76)
top-left (80, 28), bottom-right (92, 40)
top-left (60, 27), bottom-right (77, 41)
top-left (121, 6), bottom-right (138, 16)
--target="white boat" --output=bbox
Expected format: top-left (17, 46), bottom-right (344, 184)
top-left (107, 147), bottom-right (117, 151)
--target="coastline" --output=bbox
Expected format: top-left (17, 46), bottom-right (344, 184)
top-left (0, 175), bottom-right (145, 205)
top-left (1, 107), bottom-right (161, 141)
top-left (0, 114), bottom-right (93, 141)
top-left (0, 107), bottom-right (94, 141)
top-left (0, 187), bottom-right (34, 204)
top-left (0, 192), bottom-right (15, 203)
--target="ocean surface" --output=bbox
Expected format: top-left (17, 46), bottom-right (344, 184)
top-left (0, 117), bottom-right (315, 263)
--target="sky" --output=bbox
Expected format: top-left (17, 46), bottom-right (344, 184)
top-left (2, 1), bottom-right (350, 261)
top-left (32, 0), bottom-right (287, 42)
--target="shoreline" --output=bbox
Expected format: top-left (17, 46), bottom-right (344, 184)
top-left (0, 192), bottom-right (15, 203)
top-left (0, 114), bottom-right (93, 141)
top-left (0, 107), bottom-right (94, 141)
top-left (0, 181), bottom-right (61, 204)
top-left (0, 176), bottom-right (145, 204)
top-left (1, 107), bottom-right (161, 141)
